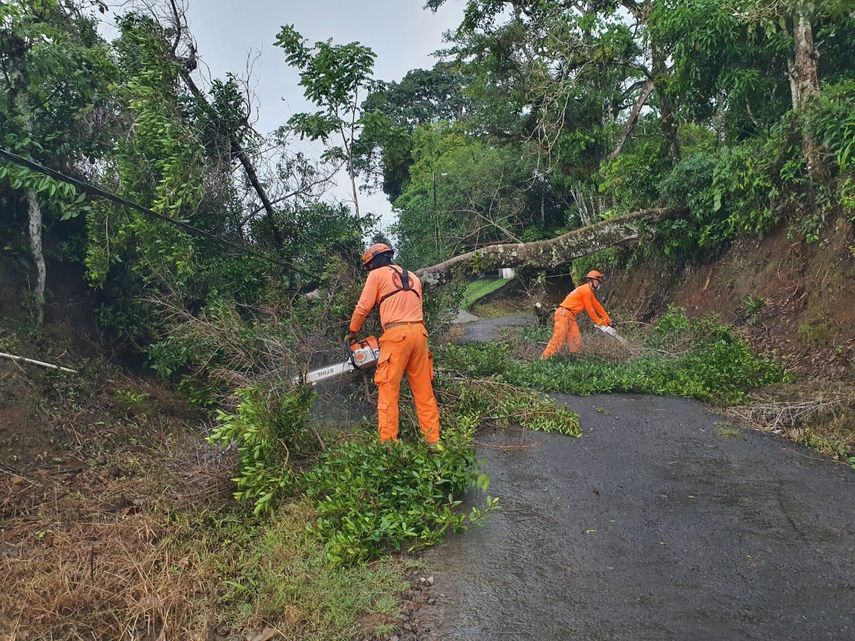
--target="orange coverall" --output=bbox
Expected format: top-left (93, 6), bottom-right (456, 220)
top-left (349, 265), bottom-right (440, 444)
top-left (541, 282), bottom-right (611, 358)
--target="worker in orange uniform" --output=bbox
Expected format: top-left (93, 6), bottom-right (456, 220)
top-left (541, 270), bottom-right (612, 358)
top-left (346, 243), bottom-right (441, 448)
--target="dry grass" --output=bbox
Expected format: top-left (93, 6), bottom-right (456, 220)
top-left (0, 435), bottom-right (407, 641)
top-left (1, 512), bottom-right (217, 640)
top-left (0, 365), bottom-right (405, 641)
top-left (728, 383), bottom-right (855, 461)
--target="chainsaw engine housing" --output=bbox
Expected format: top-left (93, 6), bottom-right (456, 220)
top-left (350, 336), bottom-right (380, 370)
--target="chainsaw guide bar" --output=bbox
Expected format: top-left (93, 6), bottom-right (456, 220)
top-left (296, 336), bottom-right (381, 385)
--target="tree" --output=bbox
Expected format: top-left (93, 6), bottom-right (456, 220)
top-left (357, 62), bottom-right (471, 199)
top-left (393, 123), bottom-right (538, 268)
top-left (0, 0), bottom-right (117, 322)
top-left (275, 25), bottom-right (376, 217)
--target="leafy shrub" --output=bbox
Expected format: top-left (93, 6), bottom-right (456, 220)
top-left (572, 247), bottom-right (621, 283)
top-left (302, 419), bottom-right (492, 565)
top-left (807, 80), bottom-right (855, 215)
top-left (657, 151), bottom-right (722, 257)
top-left (598, 128), bottom-right (671, 212)
top-left (208, 386), bottom-right (315, 515)
top-left (742, 294), bottom-right (766, 319)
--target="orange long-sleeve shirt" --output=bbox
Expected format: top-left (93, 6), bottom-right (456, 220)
top-left (349, 265), bottom-right (424, 332)
top-left (559, 282), bottom-right (611, 326)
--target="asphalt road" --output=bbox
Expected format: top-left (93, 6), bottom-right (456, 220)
top-left (415, 319), bottom-right (855, 641)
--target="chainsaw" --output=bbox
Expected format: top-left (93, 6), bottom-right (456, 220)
top-left (596, 324), bottom-right (628, 345)
top-left (296, 337), bottom-right (381, 386)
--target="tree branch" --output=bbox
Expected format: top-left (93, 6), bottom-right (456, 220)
top-left (606, 78), bottom-right (655, 162)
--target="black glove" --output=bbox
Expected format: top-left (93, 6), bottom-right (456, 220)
top-left (344, 331), bottom-right (360, 345)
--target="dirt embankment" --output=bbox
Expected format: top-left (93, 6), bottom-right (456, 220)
top-left (600, 217), bottom-right (855, 382)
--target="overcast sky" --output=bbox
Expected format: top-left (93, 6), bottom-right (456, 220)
top-left (183, 0), bottom-right (466, 232)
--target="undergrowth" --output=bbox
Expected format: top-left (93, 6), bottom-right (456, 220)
top-left (304, 418), bottom-right (489, 566)
top-left (440, 309), bottom-right (788, 405)
top-left (302, 374), bottom-right (580, 566)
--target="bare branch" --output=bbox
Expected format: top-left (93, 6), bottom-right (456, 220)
top-left (606, 78), bottom-right (655, 162)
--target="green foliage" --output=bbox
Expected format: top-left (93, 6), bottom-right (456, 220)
top-left (439, 375), bottom-right (582, 437)
top-left (460, 278), bottom-right (510, 310)
top-left (208, 386), bottom-right (315, 515)
top-left (742, 294), bottom-right (766, 319)
top-left (807, 79), bottom-right (855, 214)
top-left (302, 421), bottom-right (489, 565)
top-left (168, 500), bottom-right (407, 640)
top-left (653, 120), bottom-right (809, 259)
top-left (657, 151), bottom-right (722, 256)
top-left (276, 24), bottom-right (375, 197)
top-left (649, 0), bottom-right (792, 136)
top-left (441, 309), bottom-right (787, 405)
top-left (357, 62), bottom-right (471, 198)
top-left (572, 248), bottom-right (621, 283)
top-left (599, 125), bottom-right (672, 212)
top-left (393, 123), bottom-right (537, 268)
top-left (0, 0), bottom-right (116, 223)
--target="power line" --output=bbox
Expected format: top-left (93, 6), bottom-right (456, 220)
top-left (0, 147), bottom-right (303, 273)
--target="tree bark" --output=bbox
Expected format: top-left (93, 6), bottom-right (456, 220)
top-left (415, 206), bottom-right (686, 284)
top-left (27, 189), bottom-right (46, 324)
top-left (789, 4), bottom-right (824, 183)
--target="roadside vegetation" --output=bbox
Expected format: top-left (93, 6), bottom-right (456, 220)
top-left (459, 277), bottom-right (510, 311)
top-left (1, 0), bottom-right (853, 639)
top-left (442, 309), bottom-right (788, 406)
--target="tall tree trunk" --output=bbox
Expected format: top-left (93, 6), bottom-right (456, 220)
top-left (27, 189), bottom-right (46, 324)
top-left (651, 43), bottom-right (680, 165)
top-left (789, 4), bottom-right (824, 183)
top-left (415, 206), bottom-right (686, 284)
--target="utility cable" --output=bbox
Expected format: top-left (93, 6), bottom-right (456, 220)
top-left (0, 147), bottom-right (303, 273)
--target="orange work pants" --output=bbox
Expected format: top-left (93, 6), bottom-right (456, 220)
top-left (374, 323), bottom-right (440, 444)
top-left (541, 307), bottom-right (582, 358)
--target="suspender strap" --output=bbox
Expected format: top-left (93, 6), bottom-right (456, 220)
top-left (379, 266), bottom-right (421, 304)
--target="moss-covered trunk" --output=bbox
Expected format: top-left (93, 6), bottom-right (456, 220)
top-left (416, 207), bottom-right (686, 284)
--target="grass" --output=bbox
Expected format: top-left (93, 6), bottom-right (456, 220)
top-left (0, 356), bottom-right (410, 641)
top-left (0, 456), bottom-right (410, 641)
top-left (460, 278), bottom-right (511, 310)
top-left (205, 501), bottom-right (409, 639)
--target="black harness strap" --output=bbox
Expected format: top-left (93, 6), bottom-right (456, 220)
top-left (379, 266), bottom-right (421, 304)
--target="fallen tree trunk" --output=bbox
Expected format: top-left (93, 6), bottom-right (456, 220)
top-left (415, 206), bottom-right (686, 284)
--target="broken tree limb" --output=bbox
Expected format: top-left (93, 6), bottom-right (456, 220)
top-left (178, 70), bottom-right (291, 245)
top-left (0, 351), bottom-right (77, 374)
top-left (606, 78), bottom-right (655, 162)
top-left (415, 206), bottom-right (686, 285)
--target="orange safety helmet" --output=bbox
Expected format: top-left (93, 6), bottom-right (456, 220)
top-left (585, 270), bottom-right (605, 281)
top-left (361, 243), bottom-right (393, 266)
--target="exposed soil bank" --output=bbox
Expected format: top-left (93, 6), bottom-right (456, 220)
top-left (601, 218), bottom-right (855, 381)
top-left (415, 393), bottom-right (855, 641)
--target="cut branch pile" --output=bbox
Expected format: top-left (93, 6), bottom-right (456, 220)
top-left (728, 387), bottom-right (855, 433)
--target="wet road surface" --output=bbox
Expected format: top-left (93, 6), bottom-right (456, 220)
top-left (418, 319), bottom-right (855, 641)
